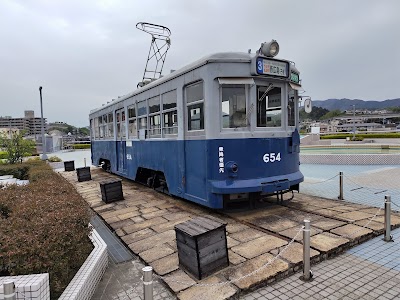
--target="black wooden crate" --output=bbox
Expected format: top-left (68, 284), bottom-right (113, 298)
top-left (100, 179), bottom-right (123, 203)
top-left (64, 161), bottom-right (75, 172)
top-left (175, 216), bottom-right (229, 280)
top-left (76, 167), bottom-right (91, 182)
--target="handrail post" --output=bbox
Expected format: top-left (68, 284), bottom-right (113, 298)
top-left (384, 195), bottom-right (393, 242)
top-left (338, 172), bottom-right (344, 200)
top-left (142, 266), bottom-right (153, 300)
top-left (3, 281), bottom-right (16, 300)
top-left (302, 219), bottom-right (312, 281)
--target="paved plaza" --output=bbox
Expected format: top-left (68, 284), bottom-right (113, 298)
top-left (91, 227), bottom-right (400, 299)
top-left (57, 166), bottom-right (400, 300)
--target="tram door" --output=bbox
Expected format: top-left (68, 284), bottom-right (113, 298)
top-left (183, 82), bottom-right (207, 201)
top-left (116, 109), bottom-right (127, 174)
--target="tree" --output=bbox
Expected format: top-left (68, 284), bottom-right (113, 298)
top-left (0, 132), bottom-right (36, 164)
top-left (299, 106), bottom-right (330, 121)
top-left (388, 106), bottom-right (400, 113)
top-left (78, 127), bottom-right (89, 136)
top-left (321, 109), bottom-right (344, 120)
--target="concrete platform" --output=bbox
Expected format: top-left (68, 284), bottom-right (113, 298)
top-left (60, 168), bottom-right (400, 299)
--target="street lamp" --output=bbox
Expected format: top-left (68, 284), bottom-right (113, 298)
top-left (39, 86), bottom-right (47, 160)
top-left (352, 104), bottom-right (356, 141)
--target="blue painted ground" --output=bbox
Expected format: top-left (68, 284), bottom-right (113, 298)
top-left (300, 164), bottom-right (400, 210)
top-left (347, 228), bottom-right (400, 271)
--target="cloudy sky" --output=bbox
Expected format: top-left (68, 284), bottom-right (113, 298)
top-left (0, 0), bottom-right (399, 127)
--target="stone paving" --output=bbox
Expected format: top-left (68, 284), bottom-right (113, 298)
top-left (243, 228), bottom-right (400, 300)
top-left (60, 168), bottom-right (400, 299)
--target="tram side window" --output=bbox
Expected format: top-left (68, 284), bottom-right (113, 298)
top-left (93, 117), bottom-right (98, 139)
top-left (98, 116), bottom-right (104, 138)
top-left (137, 100), bottom-right (148, 138)
top-left (121, 111), bottom-right (126, 138)
top-left (116, 111), bottom-right (121, 138)
top-left (186, 81), bottom-right (204, 131)
top-left (221, 85), bottom-right (246, 128)
top-left (116, 109), bottom-right (126, 139)
top-left (288, 89), bottom-right (296, 127)
top-left (108, 113), bottom-right (114, 137)
top-left (90, 119), bottom-right (95, 140)
top-left (148, 96), bottom-right (161, 137)
top-left (128, 105), bottom-right (137, 139)
top-left (257, 86), bottom-right (282, 127)
top-left (102, 115), bottom-right (108, 138)
top-left (162, 90), bottom-right (178, 135)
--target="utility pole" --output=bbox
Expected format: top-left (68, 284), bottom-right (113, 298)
top-left (39, 86), bottom-right (48, 160)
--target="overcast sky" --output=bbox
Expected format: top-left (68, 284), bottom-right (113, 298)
top-left (0, 0), bottom-right (399, 127)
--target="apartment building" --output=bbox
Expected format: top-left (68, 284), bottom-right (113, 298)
top-left (0, 111), bottom-right (47, 136)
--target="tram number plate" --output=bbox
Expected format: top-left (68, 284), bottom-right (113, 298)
top-left (263, 152), bottom-right (281, 163)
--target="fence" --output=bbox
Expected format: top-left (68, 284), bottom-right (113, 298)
top-left (300, 165), bottom-right (400, 211)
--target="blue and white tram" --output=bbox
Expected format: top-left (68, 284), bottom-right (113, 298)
top-left (89, 40), bottom-right (304, 209)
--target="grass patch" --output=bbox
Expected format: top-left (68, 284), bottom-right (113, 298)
top-left (72, 144), bottom-right (91, 149)
top-left (321, 133), bottom-right (400, 140)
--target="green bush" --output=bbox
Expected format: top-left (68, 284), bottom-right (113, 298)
top-left (321, 133), bottom-right (400, 140)
top-left (72, 144), bottom-right (91, 149)
top-left (351, 136), bottom-right (364, 141)
top-left (26, 156), bottom-right (41, 162)
top-left (0, 151), bottom-right (7, 159)
top-left (0, 161), bottom-right (93, 299)
top-left (0, 164), bottom-right (30, 179)
top-left (48, 156), bottom-right (62, 162)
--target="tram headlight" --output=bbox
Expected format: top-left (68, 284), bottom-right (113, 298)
top-left (226, 161), bottom-right (238, 178)
top-left (260, 40), bottom-right (280, 57)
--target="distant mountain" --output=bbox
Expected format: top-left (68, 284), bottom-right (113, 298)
top-left (312, 98), bottom-right (400, 111)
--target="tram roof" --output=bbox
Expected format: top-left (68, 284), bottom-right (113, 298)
top-left (90, 52), bottom-right (257, 114)
top-left (91, 52), bottom-right (295, 114)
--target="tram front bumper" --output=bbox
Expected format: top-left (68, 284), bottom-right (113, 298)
top-left (209, 171), bottom-right (303, 194)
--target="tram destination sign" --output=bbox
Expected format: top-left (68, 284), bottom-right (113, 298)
top-left (256, 57), bottom-right (289, 78)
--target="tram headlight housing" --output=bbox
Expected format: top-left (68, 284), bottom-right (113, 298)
top-left (226, 161), bottom-right (238, 178)
top-left (260, 40), bottom-right (280, 57)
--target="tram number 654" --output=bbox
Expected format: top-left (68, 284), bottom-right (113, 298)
top-left (263, 152), bottom-right (281, 163)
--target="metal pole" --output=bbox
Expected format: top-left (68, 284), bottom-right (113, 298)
top-left (142, 266), bottom-right (153, 300)
top-left (384, 195), bottom-right (392, 242)
top-left (352, 104), bottom-right (356, 141)
top-left (39, 86), bottom-right (47, 160)
top-left (3, 281), bottom-right (16, 300)
top-left (303, 219), bottom-right (311, 281)
top-left (84, 158), bottom-right (87, 167)
top-left (339, 172), bottom-right (344, 200)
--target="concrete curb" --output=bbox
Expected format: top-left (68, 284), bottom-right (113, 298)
top-left (59, 227), bottom-right (108, 300)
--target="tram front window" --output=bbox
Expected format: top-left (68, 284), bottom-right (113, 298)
top-left (221, 85), bottom-right (246, 128)
top-left (257, 86), bottom-right (282, 127)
